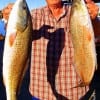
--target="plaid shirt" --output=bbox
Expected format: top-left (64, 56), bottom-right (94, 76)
top-left (29, 4), bottom-right (89, 100)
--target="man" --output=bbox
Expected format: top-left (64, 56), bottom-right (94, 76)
top-left (29, 0), bottom-right (99, 100)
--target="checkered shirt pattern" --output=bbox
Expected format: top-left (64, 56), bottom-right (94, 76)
top-left (29, 5), bottom-right (89, 100)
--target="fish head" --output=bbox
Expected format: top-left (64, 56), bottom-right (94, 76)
top-left (72, 0), bottom-right (87, 12)
top-left (7, 0), bottom-right (31, 34)
top-left (6, 0), bottom-right (32, 47)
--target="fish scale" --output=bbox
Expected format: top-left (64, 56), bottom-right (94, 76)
top-left (70, 0), bottom-right (97, 85)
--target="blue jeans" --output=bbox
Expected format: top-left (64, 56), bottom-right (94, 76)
top-left (32, 97), bottom-right (40, 100)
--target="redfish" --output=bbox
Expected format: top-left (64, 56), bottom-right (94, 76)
top-left (3, 0), bottom-right (32, 100)
top-left (70, 0), bottom-right (97, 85)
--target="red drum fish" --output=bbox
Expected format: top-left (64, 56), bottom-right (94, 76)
top-left (70, 0), bottom-right (97, 85)
top-left (3, 0), bottom-right (32, 100)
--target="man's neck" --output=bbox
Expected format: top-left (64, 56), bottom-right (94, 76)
top-left (48, 3), bottom-right (63, 19)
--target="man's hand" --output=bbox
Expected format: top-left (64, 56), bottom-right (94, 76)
top-left (85, 0), bottom-right (99, 19)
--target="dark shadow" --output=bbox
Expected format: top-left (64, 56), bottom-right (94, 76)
top-left (46, 28), bottom-right (68, 100)
top-left (32, 25), bottom-right (53, 40)
top-left (33, 25), bottom-right (68, 100)
top-left (0, 39), bottom-right (6, 100)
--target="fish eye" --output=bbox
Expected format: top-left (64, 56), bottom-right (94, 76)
top-left (23, 5), bottom-right (27, 10)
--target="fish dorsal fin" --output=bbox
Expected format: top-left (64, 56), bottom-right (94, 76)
top-left (9, 29), bottom-right (17, 47)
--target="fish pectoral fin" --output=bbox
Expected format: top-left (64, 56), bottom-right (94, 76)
top-left (9, 30), bottom-right (17, 47)
top-left (17, 58), bottom-right (30, 94)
